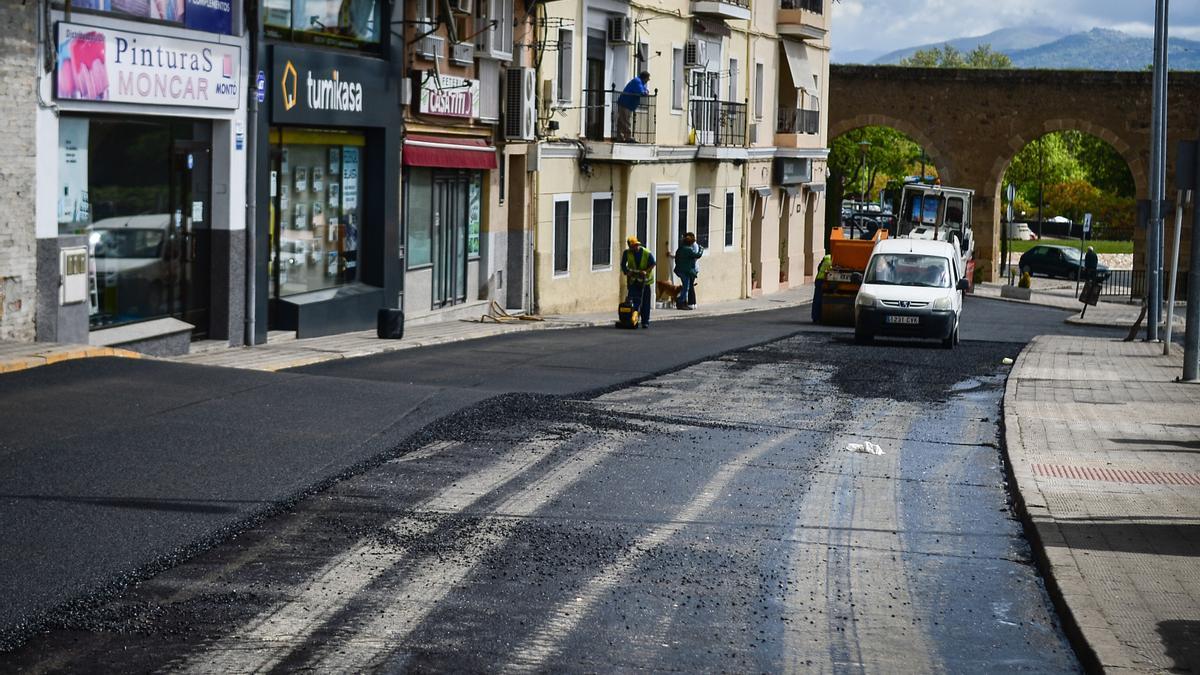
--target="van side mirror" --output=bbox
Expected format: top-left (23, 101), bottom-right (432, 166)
top-left (956, 278), bottom-right (969, 291)
top-left (850, 272), bottom-right (863, 285)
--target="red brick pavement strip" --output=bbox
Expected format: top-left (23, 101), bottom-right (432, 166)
top-left (1005, 335), bottom-right (1200, 673)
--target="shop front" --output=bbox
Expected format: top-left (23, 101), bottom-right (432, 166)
top-left (256, 44), bottom-right (401, 339)
top-left (40, 11), bottom-right (247, 353)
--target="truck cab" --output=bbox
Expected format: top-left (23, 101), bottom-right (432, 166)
top-left (897, 183), bottom-right (975, 290)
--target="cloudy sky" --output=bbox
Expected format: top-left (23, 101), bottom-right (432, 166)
top-left (832, 0), bottom-right (1200, 61)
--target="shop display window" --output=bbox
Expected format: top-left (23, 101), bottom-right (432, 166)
top-left (264, 0), bottom-right (380, 46)
top-left (269, 128), bottom-right (364, 296)
top-left (56, 0), bottom-right (237, 35)
top-left (58, 115), bottom-right (213, 331)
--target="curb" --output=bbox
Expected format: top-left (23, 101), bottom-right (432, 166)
top-left (0, 346), bottom-right (141, 374)
top-left (1000, 338), bottom-right (1103, 674)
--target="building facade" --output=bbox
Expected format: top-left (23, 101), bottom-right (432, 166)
top-left (0, 1), bottom-right (38, 342)
top-left (529, 0), bottom-right (830, 315)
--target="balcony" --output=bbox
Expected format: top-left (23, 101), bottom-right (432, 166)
top-left (775, 107), bottom-right (821, 148)
top-left (691, 0), bottom-right (750, 21)
top-left (690, 99), bottom-right (746, 147)
top-left (582, 89), bottom-right (657, 144)
top-left (778, 0), bottom-right (828, 39)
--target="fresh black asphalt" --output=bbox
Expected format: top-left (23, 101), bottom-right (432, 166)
top-left (0, 298), bottom-right (1125, 650)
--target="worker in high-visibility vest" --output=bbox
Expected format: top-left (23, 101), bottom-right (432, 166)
top-left (622, 236), bottom-right (656, 329)
top-left (811, 253), bottom-right (832, 323)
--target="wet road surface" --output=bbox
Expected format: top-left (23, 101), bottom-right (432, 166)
top-left (3, 328), bottom-right (1082, 672)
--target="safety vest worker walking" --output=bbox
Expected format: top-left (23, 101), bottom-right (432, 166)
top-left (622, 236), bottom-right (656, 329)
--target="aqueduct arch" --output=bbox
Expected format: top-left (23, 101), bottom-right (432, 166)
top-left (830, 65), bottom-right (1200, 279)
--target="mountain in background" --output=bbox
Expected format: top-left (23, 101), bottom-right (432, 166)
top-left (839, 26), bottom-right (1200, 71)
top-left (861, 26), bottom-right (1066, 65)
top-left (1008, 28), bottom-right (1200, 70)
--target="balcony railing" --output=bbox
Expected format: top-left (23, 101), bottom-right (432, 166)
top-left (690, 99), bottom-right (747, 147)
top-left (582, 89), bottom-right (657, 144)
top-left (776, 107), bottom-right (820, 134)
top-left (780, 0), bottom-right (822, 12)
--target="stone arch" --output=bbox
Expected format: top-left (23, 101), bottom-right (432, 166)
top-left (828, 113), bottom-right (957, 184)
top-left (987, 118), bottom-right (1148, 203)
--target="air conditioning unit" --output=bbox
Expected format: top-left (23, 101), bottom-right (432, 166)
top-left (683, 38), bottom-right (707, 69)
top-left (607, 16), bottom-right (632, 44)
top-left (416, 35), bottom-right (444, 60)
top-left (450, 0), bottom-right (472, 13)
top-left (451, 42), bottom-right (474, 65)
top-left (505, 67), bottom-right (537, 141)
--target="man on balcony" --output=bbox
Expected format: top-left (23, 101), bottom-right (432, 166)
top-left (616, 71), bottom-right (651, 143)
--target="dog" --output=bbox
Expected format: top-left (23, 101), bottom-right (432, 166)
top-left (655, 280), bottom-right (682, 304)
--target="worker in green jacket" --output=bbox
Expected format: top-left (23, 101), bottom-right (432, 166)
top-left (672, 232), bottom-right (704, 309)
top-left (811, 253), bottom-right (832, 323)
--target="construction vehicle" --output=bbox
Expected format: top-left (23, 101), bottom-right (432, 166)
top-left (895, 181), bottom-right (975, 291)
top-left (817, 225), bottom-right (888, 325)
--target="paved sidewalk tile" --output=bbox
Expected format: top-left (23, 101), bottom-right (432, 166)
top-left (1005, 335), bottom-right (1200, 673)
top-left (0, 341), bottom-right (141, 374)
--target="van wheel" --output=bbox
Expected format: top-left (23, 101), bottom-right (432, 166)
top-left (942, 324), bottom-right (958, 349)
top-left (855, 326), bottom-right (873, 345)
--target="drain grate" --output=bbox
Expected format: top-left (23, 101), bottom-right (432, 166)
top-left (1033, 463), bottom-right (1200, 486)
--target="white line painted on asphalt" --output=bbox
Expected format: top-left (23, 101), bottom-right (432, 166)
top-left (502, 431), bottom-right (800, 673)
top-left (306, 434), bottom-right (627, 672)
top-left (180, 433), bottom-right (578, 674)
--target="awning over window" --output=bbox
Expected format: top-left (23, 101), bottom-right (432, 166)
top-left (781, 39), bottom-right (818, 96)
top-left (693, 16), bottom-right (731, 38)
top-left (403, 134), bottom-right (498, 170)
top-left (753, 186), bottom-right (772, 198)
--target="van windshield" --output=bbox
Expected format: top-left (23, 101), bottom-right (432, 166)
top-left (865, 253), bottom-right (952, 288)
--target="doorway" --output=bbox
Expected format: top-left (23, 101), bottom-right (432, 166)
top-left (432, 172), bottom-right (470, 308)
top-left (655, 196), bottom-right (673, 284)
top-left (585, 29), bottom-right (607, 140)
top-left (169, 141), bottom-right (212, 333)
top-left (779, 190), bottom-right (793, 285)
top-left (750, 194), bottom-right (764, 290)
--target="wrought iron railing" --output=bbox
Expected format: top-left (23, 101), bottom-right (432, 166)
top-left (689, 99), bottom-right (747, 147)
top-left (776, 107), bottom-right (819, 134)
top-left (780, 0), bottom-right (822, 12)
top-left (581, 89), bottom-right (657, 144)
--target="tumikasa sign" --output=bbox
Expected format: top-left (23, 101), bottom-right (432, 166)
top-left (55, 22), bottom-right (241, 109)
top-left (271, 45), bottom-right (393, 127)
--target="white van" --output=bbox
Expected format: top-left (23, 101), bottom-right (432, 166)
top-left (853, 238), bottom-right (968, 349)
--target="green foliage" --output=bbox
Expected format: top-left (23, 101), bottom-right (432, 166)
top-left (1018, 271), bottom-right (1032, 288)
top-left (1044, 180), bottom-right (1136, 240)
top-left (829, 126), bottom-right (923, 199)
top-left (899, 43), bottom-right (1013, 68)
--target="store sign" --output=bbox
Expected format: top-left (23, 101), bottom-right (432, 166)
top-left (55, 22), bottom-right (241, 109)
top-left (419, 74), bottom-right (480, 119)
top-left (271, 45), bottom-right (394, 127)
top-left (184, 0), bottom-right (234, 35)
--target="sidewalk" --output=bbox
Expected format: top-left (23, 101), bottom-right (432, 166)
top-left (974, 281), bottom-right (1188, 332)
top-left (171, 285), bottom-right (814, 371)
top-left (0, 340), bottom-right (140, 374)
top-left (1004, 336), bottom-right (1200, 673)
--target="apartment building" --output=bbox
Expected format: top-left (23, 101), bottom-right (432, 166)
top-left (527, 0), bottom-right (831, 315)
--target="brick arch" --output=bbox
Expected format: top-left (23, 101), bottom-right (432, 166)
top-left (829, 114), bottom-right (957, 184)
top-left (986, 119), bottom-right (1149, 204)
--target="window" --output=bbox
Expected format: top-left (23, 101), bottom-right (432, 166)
top-left (636, 196), bottom-right (649, 246)
top-left (591, 194), bottom-right (613, 269)
top-left (265, 0), bottom-right (380, 47)
top-left (475, 0), bottom-right (514, 60)
top-left (637, 42), bottom-right (650, 72)
top-left (553, 196), bottom-right (570, 275)
top-left (696, 192), bottom-right (711, 248)
top-left (557, 30), bottom-right (574, 102)
top-left (678, 195), bottom-right (689, 240)
top-left (60, 0), bottom-right (237, 35)
top-left (407, 171), bottom-right (433, 267)
top-left (724, 191), bottom-right (735, 248)
top-left (754, 62), bottom-right (764, 119)
top-left (672, 48), bottom-right (684, 110)
top-left (728, 58), bottom-right (739, 102)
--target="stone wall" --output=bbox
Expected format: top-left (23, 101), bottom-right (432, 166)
top-left (829, 65), bottom-right (1200, 281)
top-left (0, 1), bottom-right (37, 341)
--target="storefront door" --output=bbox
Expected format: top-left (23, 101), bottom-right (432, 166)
top-left (432, 173), bottom-right (469, 308)
top-left (169, 141), bottom-right (212, 333)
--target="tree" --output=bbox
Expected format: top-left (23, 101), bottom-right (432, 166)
top-left (900, 43), bottom-right (1013, 69)
top-left (829, 126), bottom-right (924, 199)
top-left (1002, 133), bottom-right (1087, 206)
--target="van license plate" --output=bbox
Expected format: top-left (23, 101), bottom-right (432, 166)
top-left (886, 315), bottom-right (920, 324)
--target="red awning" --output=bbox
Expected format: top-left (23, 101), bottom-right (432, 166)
top-left (403, 134), bottom-right (498, 170)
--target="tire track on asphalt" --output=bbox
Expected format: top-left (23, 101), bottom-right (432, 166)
top-left (500, 430), bottom-right (801, 673)
top-left (179, 431), bottom-right (587, 674)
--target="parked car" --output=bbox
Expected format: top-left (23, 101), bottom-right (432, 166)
top-left (1018, 244), bottom-right (1109, 281)
top-left (853, 238), bottom-right (968, 349)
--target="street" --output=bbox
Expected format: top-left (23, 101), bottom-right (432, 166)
top-left (0, 299), bottom-right (1124, 671)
